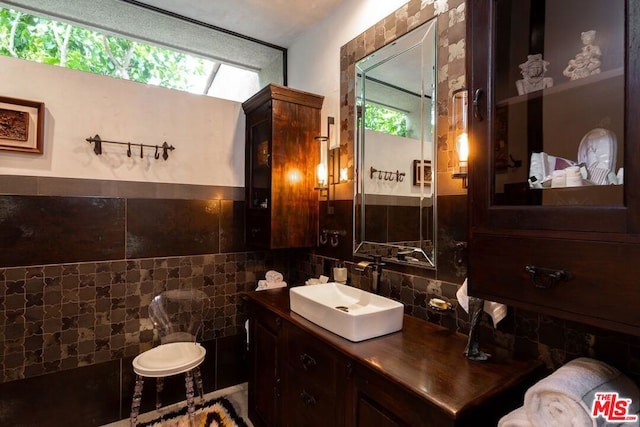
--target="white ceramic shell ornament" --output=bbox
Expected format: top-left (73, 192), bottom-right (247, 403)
top-left (563, 30), bottom-right (602, 80)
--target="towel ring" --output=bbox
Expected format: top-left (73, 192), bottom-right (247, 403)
top-left (319, 231), bottom-right (328, 245)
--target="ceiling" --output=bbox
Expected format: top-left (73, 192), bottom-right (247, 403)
top-left (132, 0), bottom-right (347, 48)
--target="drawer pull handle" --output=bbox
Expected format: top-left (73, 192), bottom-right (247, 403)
top-left (300, 390), bottom-right (317, 406)
top-left (300, 353), bottom-right (317, 371)
top-left (525, 265), bottom-right (571, 289)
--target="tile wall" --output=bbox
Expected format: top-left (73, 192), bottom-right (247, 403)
top-left (0, 176), bottom-right (305, 425)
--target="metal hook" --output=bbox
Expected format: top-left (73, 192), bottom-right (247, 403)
top-left (330, 233), bottom-right (339, 247)
top-left (127, 143), bottom-right (131, 157)
top-left (162, 142), bottom-right (170, 160)
top-left (319, 231), bottom-right (328, 245)
top-left (154, 145), bottom-right (160, 159)
top-left (87, 134), bottom-right (102, 155)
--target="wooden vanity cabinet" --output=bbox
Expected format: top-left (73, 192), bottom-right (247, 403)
top-left (246, 298), bottom-right (348, 427)
top-left (246, 302), bottom-right (284, 427)
top-left (349, 364), bottom-right (448, 427)
top-left (467, 0), bottom-right (640, 335)
top-left (281, 323), bottom-right (348, 426)
top-left (244, 290), bottom-right (543, 427)
top-left (242, 84), bottom-right (324, 249)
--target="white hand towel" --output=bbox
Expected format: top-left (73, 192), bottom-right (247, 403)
top-left (456, 278), bottom-right (507, 328)
top-left (256, 279), bottom-right (287, 291)
top-left (498, 406), bottom-right (533, 427)
top-left (524, 357), bottom-right (640, 427)
top-left (265, 270), bottom-right (284, 283)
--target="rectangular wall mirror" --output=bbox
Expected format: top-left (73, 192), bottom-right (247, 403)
top-left (354, 18), bottom-right (437, 269)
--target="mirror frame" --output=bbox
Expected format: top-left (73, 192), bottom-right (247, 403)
top-left (340, 0), bottom-right (467, 275)
top-left (354, 19), bottom-right (437, 268)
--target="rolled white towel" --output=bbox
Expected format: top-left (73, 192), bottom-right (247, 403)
top-left (524, 357), bottom-right (640, 427)
top-left (304, 275), bottom-right (330, 286)
top-left (499, 406), bottom-right (532, 427)
top-left (265, 270), bottom-right (284, 283)
top-left (256, 279), bottom-right (287, 291)
top-left (456, 278), bottom-right (507, 327)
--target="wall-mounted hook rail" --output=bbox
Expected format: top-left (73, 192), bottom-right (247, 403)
top-left (85, 134), bottom-right (175, 161)
top-left (370, 166), bottom-right (405, 182)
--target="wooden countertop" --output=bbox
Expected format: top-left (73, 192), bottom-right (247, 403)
top-left (242, 288), bottom-right (545, 420)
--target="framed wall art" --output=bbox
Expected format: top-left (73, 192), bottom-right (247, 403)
top-left (413, 159), bottom-right (432, 186)
top-left (0, 96), bottom-right (44, 154)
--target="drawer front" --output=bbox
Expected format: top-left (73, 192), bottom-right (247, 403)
top-left (284, 366), bottom-right (339, 427)
top-left (469, 234), bottom-right (640, 332)
top-left (286, 324), bottom-right (338, 391)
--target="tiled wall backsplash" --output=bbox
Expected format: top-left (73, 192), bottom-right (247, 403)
top-left (0, 252), bottom-right (290, 383)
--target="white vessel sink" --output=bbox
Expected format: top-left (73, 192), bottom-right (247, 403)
top-left (290, 282), bottom-right (404, 342)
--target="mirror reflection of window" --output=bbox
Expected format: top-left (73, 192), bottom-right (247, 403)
top-left (361, 102), bottom-right (408, 138)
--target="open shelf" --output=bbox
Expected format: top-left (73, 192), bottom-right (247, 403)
top-left (496, 67), bottom-right (623, 107)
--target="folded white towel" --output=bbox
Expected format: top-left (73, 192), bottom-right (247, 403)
top-left (265, 270), bottom-right (284, 283)
top-left (456, 278), bottom-right (507, 327)
top-left (499, 406), bottom-right (532, 427)
top-left (305, 275), bottom-right (330, 286)
top-left (524, 357), bottom-right (640, 427)
top-left (256, 279), bottom-right (287, 291)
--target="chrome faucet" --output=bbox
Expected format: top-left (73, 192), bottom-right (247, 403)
top-left (355, 255), bottom-right (385, 293)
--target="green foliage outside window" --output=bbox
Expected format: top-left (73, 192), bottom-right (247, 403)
top-left (0, 7), bottom-right (207, 91)
top-left (363, 103), bottom-right (408, 138)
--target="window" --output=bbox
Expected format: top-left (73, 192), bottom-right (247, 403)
top-left (0, 6), bottom-right (261, 102)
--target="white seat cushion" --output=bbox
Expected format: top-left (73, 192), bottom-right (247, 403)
top-left (133, 342), bottom-right (206, 378)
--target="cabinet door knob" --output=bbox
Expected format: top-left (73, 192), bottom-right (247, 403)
top-left (473, 88), bottom-right (484, 121)
top-left (300, 390), bottom-right (317, 406)
top-left (300, 352), bottom-right (317, 371)
top-left (525, 265), bottom-right (571, 289)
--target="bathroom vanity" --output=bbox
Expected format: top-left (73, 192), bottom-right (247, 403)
top-left (243, 289), bottom-right (544, 427)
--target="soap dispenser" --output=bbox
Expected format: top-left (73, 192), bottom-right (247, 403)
top-left (333, 261), bottom-right (348, 284)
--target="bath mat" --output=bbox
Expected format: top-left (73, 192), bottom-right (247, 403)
top-left (137, 396), bottom-right (248, 427)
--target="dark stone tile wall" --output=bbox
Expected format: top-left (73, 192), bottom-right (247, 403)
top-left (0, 333), bottom-right (249, 426)
top-left (0, 178), bottom-right (295, 425)
top-left (127, 199), bottom-right (223, 258)
top-left (0, 195), bottom-right (126, 267)
top-left (0, 252), bottom-right (286, 383)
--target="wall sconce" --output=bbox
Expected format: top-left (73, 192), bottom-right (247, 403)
top-left (451, 87), bottom-right (469, 188)
top-left (315, 116), bottom-right (340, 204)
top-left (315, 134), bottom-right (329, 198)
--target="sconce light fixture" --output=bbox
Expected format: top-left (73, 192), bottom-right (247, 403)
top-left (315, 132), bottom-right (329, 198)
top-left (452, 87), bottom-right (469, 188)
top-left (315, 116), bottom-right (342, 204)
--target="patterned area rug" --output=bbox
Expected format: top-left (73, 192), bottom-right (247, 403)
top-left (137, 397), bottom-right (248, 427)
